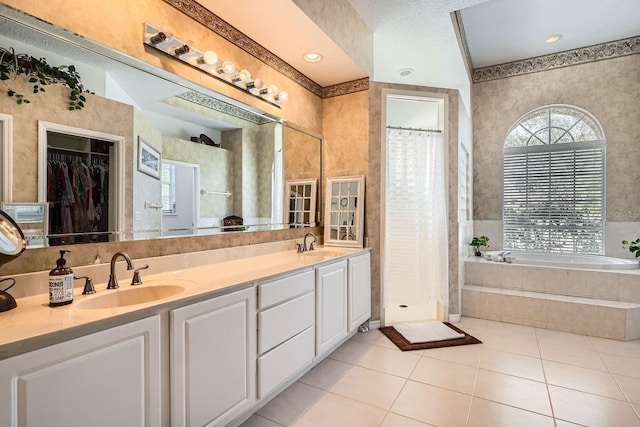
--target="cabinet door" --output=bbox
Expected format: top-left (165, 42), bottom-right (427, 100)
top-left (348, 252), bottom-right (372, 332)
top-left (315, 260), bottom-right (348, 357)
top-left (0, 316), bottom-right (161, 427)
top-left (171, 287), bottom-right (255, 427)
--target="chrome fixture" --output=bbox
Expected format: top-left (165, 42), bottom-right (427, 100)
top-left (107, 252), bottom-right (134, 289)
top-left (303, 232), bottom-right (317, 252)
top-left (144, 23), bottom-right (288, 108)
top-left (75, 275), bottom-right (95, 295)
top-left (493, 251), bottom-right (512, 263)
top-left (131, 265), bottom-right (149, 286)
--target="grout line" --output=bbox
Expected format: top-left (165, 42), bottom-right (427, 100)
top-left (535, 326), bottom-right (559, 423)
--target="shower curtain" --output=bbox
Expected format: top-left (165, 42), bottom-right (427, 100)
top-left (384, 128), bottom-right (448, 317)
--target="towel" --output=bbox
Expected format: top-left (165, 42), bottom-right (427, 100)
top-left (394, 321), bottom-right (465, 344)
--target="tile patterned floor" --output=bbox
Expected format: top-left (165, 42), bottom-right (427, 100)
top-left (241, 317), bottom-right (640, 426)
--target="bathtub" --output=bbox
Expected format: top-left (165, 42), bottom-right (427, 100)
top-left (483, 250), bottom-right (640, 270)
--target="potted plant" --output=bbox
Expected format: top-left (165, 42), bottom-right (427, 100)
top-left (470, 235), bottom-right (490, 256)
top-left (0, 47), bottom-right (91, 110)
top-left (622, 238), bottom-right (640, 259)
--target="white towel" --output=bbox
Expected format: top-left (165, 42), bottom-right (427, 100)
top-left (394, 321), bottom-right (465, 344)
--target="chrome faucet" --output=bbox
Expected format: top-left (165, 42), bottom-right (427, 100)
top-left (303, 232), bottom-right (317, 252)
top-left (494, 251), bottom-right (512, 263)
top-left (107, 252), bottom-right (134, 289)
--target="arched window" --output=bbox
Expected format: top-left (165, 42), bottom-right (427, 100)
top-left (503, 105), bottom-right (605, 254)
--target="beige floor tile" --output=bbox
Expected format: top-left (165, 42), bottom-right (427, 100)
top-left (485, 320), bottom-right (536, 337)
top-left (410, 356), bottom-right (477, 395)
top-left (473, 369), bottom-right (552, 416)
top-left (329, 365), bottom-right (406, 410)
top-left (421, 343), bottom-right (483, 367)
top-left (634, 403), bottom-right (640, 418)
top-left (535, 328), bottom-right (596, 351)
top-left (292, 392), bottom-right (387, 427)
top-left (601, 353), bottom-right (640, 379)
top-left (327, 339), bottom-right (372, 364)
top-left (543, 360), bottom-right (626, 400)
top-left (355, 345), bottom-right (421, 378)
top-left (479, 348), bottom-right (544, 382)
top-left (548, 385), bottom-right (640, 427)
top-left (538, 340), bottom-right (608, 371)
top-left (391, 380), bottom-right (472, 427)
top-left (240, 414), bottom-right (283, 427)
top-left (554, 420), bottom-right (585, 427)
top-left (380, 413), bottom-right (434, 427)
top-left (616, 375), bottom-right (640, 405)
top-left (298, 358), bottom-right (352, 390)
top-left (467, 397), bottom-right (555, 427)
top-left (590, 336), bottom-right (640, 358)
top-left (257, 382), bottom-right (324, 426)
top-left (350, 329), bottom-right (398, 350)
top-left (458, 317), bottom-right (489, 329)
top-left (480, 331), bottom-right (540, 358)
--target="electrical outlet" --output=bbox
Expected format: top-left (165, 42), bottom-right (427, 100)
top-left (135, 211), bottom-right (141, 221)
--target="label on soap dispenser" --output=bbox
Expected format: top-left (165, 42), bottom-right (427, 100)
top-left (49, 275), bottom-right (74, 304)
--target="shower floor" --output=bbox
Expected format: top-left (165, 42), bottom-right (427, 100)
top-left (384, 301), bottom-right (443, 326)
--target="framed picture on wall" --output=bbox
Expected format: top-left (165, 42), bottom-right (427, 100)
top-left (137, 137), bottom-right (161, 180)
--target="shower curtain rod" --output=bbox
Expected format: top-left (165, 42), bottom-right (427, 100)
top-left (386, 125), bottom-right (442, 133)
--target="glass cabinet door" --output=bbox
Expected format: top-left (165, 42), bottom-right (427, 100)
top-left (324, 176), bottom-right (365, 248)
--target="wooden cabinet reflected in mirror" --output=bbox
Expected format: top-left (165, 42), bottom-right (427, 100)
top-left (324, 176), bottom-right (365, 248)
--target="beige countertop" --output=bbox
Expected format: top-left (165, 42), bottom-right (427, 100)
top-left (1, 246), bottom-right (368, 360)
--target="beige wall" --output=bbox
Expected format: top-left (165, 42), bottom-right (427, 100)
top-left (473, 55), bottom-right (640, 223)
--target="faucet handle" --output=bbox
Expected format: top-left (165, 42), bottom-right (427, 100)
top-left (131, 264), bottom-right (149, 286)
top-left (75, 276), bottom-right (95, 295)
top-left (309, 241), bottom-right (315, 251)
top-left (296, 243), bottom-right (304, 253)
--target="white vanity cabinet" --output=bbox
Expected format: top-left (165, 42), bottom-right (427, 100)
top-left (315, 259), bottom-right (349, 358)
top-left (170, 286), bottom-right (255, 427)
top-left (0, 315), bottom-right (161, 427)
top-left (257, 269), bottom-right (315, 398)
top-left (348, 252), bottom-right (371, 332)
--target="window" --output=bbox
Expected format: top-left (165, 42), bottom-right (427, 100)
top-left (503, 105), bottom-right (605, 254)
top-left (161, 163), bottom-right (176, 215)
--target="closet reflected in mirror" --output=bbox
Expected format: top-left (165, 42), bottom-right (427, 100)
top-left (324, 176), bottom-right (365, 248)
top-left (38, 122), bottom-right (124, 246)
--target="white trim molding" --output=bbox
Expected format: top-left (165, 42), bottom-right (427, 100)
top-left (0, 113), bottom-right (13, 201)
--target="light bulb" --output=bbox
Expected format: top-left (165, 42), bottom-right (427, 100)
top-left (222, 61), bottom-right (235, 74)
top-left (232, 69), bottom-right (251, 84)
top-left (202, 50), bottom-right (218, 65)
top-left (276, 91), bottom-right (288, 103)
top-left (246, 78), bottom-right (264, 92)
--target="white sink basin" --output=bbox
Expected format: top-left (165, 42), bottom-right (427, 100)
top-left (301, 250), bottom-right (342, 258)
top-left (77, 280), bottom-right (190, 309)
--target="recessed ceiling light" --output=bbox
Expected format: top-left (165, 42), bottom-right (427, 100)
top-left (303, 52), bottom-right (323, 63)
top-left (398, 68), bottom-right (414, 76)
top-left (546, 34), bottom-right (563, 44)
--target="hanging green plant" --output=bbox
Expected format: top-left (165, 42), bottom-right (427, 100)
top-left (0, 47), bottom-right (92, 110)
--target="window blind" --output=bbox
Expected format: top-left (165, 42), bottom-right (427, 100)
top-left (503, 146), bottom-right (605, 254)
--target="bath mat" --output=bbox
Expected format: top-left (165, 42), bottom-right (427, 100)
top-left (394, 321), bottom-right (465, 344)
top-left (380, 322), bottom-right (482, 351)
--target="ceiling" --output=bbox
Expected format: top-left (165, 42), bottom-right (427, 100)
top-left (209, 0), bottom-right (640, 107)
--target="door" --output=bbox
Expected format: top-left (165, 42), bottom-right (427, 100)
top-left (348, 252), bottom-right (371, 332)
top-left (162, 160), bottom-right (198, 236)
top-left (315, 260), bottom-right (348, 358)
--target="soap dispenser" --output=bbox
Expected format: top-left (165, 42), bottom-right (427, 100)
top-left (49, 250), bottom-right (74, 307)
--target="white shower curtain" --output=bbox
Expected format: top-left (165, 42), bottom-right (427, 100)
top-left (384, 128), bottom-right (448, 314)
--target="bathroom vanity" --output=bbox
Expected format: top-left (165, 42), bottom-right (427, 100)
top-left (0, 246), bottom-right (371, 426)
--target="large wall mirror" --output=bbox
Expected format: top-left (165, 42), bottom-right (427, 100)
top-left (0, 7), bottom-right (322, 248)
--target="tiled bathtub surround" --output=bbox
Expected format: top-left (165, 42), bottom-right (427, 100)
top-left (463, 258), bottom-right (640, 340)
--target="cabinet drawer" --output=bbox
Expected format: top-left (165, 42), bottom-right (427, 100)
top-left (258, 270), bottom-right (314, 309)
top-left (258, 292), bottom-right (314, 354)
top-left (257, 326), bottom-right (314, 399)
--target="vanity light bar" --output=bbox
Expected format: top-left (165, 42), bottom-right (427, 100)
top-left (143, 23), bottom-right (287, 108)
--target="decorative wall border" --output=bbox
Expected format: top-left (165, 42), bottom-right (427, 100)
top-left (163, 0), bottom-right (324, 97)
top-left (322, 78), bottom-right (369, 99)
top-left (176, 92), bottom-right (272, 125)
top-left (473, 36), bottom-right (640, 83)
